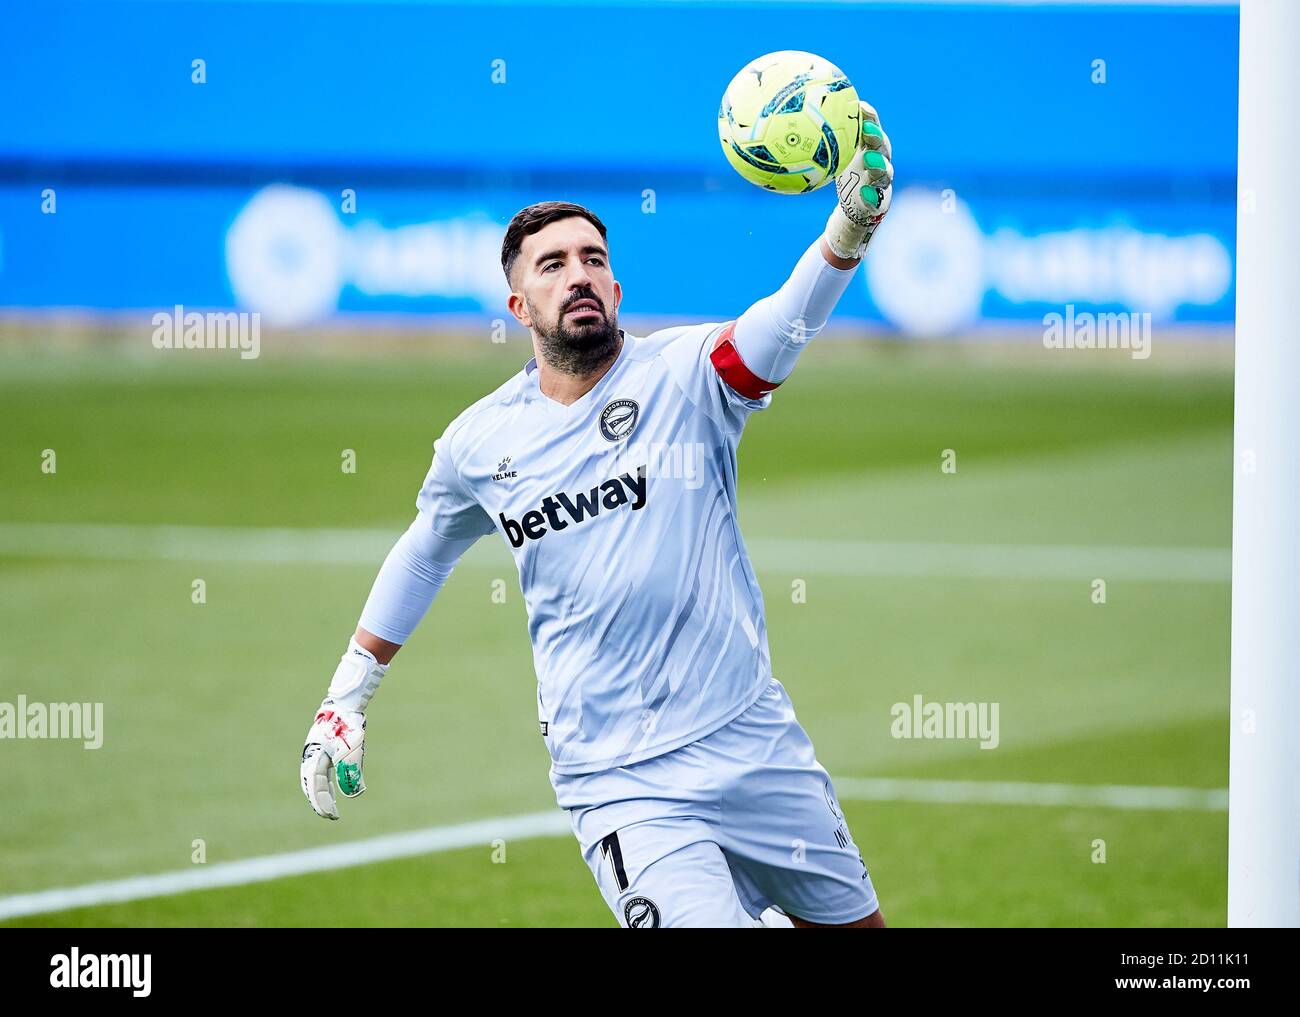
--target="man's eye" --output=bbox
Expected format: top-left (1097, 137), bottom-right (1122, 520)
top-left (543, 263), bottom-right (559, 272)
top-left (588, 258), bottom-right (605, 267)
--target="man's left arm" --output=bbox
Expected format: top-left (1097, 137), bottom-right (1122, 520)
top-left (713, 101), bottom-right (893, 397)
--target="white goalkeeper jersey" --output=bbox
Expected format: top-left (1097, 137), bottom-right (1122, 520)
top-left (417, 323), bottom-right (775, 775)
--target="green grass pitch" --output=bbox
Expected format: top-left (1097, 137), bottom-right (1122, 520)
top-left (0, 335), bottom-right (1232, 926)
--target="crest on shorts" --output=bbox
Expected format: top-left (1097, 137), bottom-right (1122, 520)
top-left (623, 896), bottom-right (661, 928)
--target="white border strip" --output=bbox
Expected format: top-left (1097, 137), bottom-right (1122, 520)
top-left (0, 778), bottom-right (1225, 922)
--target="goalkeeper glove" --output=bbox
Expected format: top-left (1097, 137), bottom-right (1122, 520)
top-left (301, 637), bottom-right (387, 820)
top-left (824, 100), bottom-right (893, 262)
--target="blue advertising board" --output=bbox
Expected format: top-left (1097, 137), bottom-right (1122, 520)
top-left (0, 1), bottom-right (1238, 334)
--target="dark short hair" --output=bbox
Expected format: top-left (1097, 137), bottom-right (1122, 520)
top-left (501, 201), bottom-right (608, 287)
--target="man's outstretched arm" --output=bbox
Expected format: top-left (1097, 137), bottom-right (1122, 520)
top-left (354, 518), bottom-right (479, 662)
top-left (301, 516), bottom-right (481, 820)
top-left (301, 421), bottom-right (495, 820)
top-left (717, 101), bottom-right (893, 395)
top-left (354, 628), bottom-right (402, 665)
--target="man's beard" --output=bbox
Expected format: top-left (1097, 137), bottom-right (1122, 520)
top-left (530, 292), bottom-right (621, 376)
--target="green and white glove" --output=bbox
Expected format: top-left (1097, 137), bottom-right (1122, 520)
top-left (300, 638), bottom-right (387, 820)
top-left (824, 100), bottom-right (894, 262)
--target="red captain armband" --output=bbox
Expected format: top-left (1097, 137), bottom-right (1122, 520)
top-left (708, 322), bottom-right (782, 400)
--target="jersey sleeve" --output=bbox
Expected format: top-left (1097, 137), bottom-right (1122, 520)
top-left (356, 514), bottom-right (477, 644)
top-left (357, 417), bottom-right (494, 645)
top-left (656, 321), bottom-right (773, 435)
top-left (415, 423), bottom-right (497, 541)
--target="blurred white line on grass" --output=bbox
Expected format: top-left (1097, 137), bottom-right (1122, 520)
top-left (0, 810), bottom-right (569, 923)
top-left (835, 777), bottom-right (1228, 812)
top-left (0, 523), bottom-right (1230, 582)
top-left (0, 778), bottom-right (1226, 921)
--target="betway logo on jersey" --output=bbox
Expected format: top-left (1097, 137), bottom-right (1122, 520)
top-left (500, 465), bottom-right (647, 547)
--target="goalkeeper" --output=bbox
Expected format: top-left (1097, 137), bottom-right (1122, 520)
top-left (302, 103), bottom-right (893, 928)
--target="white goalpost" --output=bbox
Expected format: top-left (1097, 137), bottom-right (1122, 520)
top-left (1228, 0), bottom-right (1300, 927)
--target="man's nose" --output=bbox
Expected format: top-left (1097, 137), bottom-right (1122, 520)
top-left (567, 263), bottom-right (596, 289)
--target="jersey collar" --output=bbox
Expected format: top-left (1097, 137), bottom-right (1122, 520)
top-left (525, 329), bottom-right (629, 413)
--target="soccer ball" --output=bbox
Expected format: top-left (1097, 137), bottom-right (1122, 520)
top-left (717, 50), bottom-right (860, 194)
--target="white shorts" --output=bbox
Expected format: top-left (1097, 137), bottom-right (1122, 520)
top-left (551, 677), bottom-right (879, 927)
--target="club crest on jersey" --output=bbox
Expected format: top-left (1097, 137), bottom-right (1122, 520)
top-left (599, 398), bottom-right (640, 442)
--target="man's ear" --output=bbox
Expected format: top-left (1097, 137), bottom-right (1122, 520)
top-left (507, 290), bottom-right (531, 327)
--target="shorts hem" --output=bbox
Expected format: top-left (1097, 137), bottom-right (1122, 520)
top-left (783, 894), bottom-right (880, 927)
top-left (737, 892), bottom-right (773, 921)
